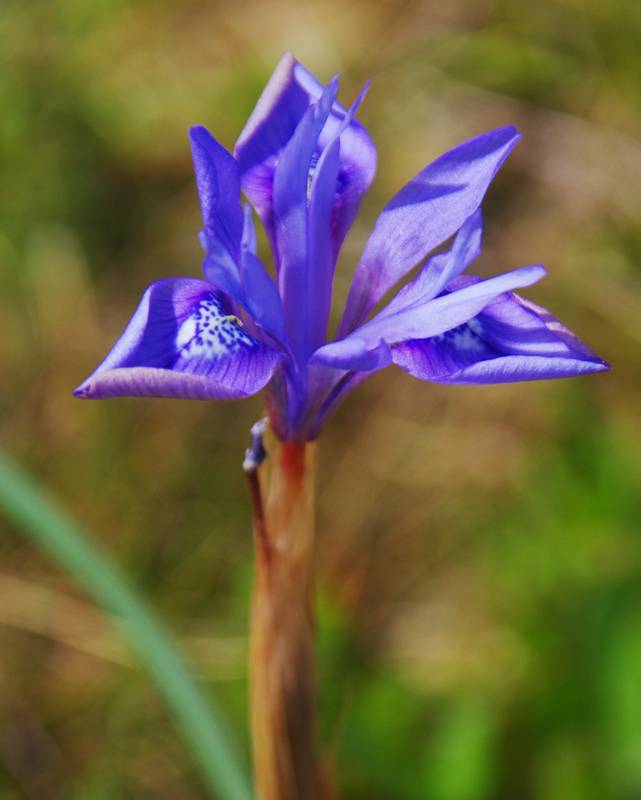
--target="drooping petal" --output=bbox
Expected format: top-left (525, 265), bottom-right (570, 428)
top-left (339, 126), bottom-right (521, 335)
top-left (392, 282), bottom-right (610, 384)
top-left (272, 78), bottom-right (338, 364)
top-left (312, 265), bottom-right (546, 371)
top-left (74, 279), bottom-right (282, 400)
top-left (234, 52), bottom-right (376, 257)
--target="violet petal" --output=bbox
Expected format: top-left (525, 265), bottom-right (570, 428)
top-left (392, 283), bottom-right (610, 384)
top-left (75, 278), bottom-right (281, 400)
top-left (313, 265), bottom-right (546, 370)
top-left (234, 52), bottom-right (376, 258)
top-left (339, 126), bottom-right (521, 334)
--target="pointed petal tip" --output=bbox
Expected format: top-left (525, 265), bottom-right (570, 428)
top-left (497, 124), bottom-right (521, 142)
top-left (189, 124), bottom-right (206, 140)
top-left (342, 80), bottom-right (371, 128)
top-left (189, 125), bottom-right (214, 150)
top-left (480, 124), bottom-right (521, 154)
top-left (522, 263), bottom-right (547, 283)
top-left (355, 78), bottom-right (371, 107)
top-left (73, 380), bottom-right (93, 399)
top-left (322, 75), bottom-right (340, 107)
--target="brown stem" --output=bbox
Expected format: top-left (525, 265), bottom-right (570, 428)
top-left (247, 426), bottom-right (324, 800)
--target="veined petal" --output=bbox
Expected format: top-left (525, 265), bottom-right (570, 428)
top-left (238, 204), bottom-right (285, 341)
top-left (306, 84), bottom-right (371, 357)
top-left (234, 52), bottom-right (376, 257)
top-left (74, 278), bottom-right (281, 400)
top-left (392, 283), bottom-right (610, 384)
top-left (307, 135), bottom-right (341, 352)
top-left (312, 337), bottom-right (392, 372)
top-left (378, 208), bottom-right (484, 319)
top-left (423, 207), bottom-right (484, 301)
top-left (190, 126), bottom-right (243, 271)
top-left (339, 126), bottom-right (521, 335)
top-left (240, 250), bottom-right (285, 343)
top-left (190, 126), bottom-right (251, 317)
top-left (272, 78), bottom-right (338, 364)
top-left (312, 265), bottom-right (546, 371)
top-left (200, 200), bottom-right (284, 344)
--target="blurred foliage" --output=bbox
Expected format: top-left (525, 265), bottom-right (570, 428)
top-left (1, 0), bottom-right (640, 797)
top-left (0, 452), bottom-right (252, 800)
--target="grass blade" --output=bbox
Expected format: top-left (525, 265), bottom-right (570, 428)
top-left (0, 451), bottom-right (253, 800)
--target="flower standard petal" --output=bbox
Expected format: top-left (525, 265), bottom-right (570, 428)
top-left (74, 278), bottom-right (282, 400)
top-left (190, 126), bottom-right (244, 271)
top-left (190, 125), bottom-right (245, 308)
top-left (190, 131), bottom-right (285, 344)
top-left (312, 265), bottom-right (546, 371)
top-left (306, 84), bottom-right (371, 353)
top-left (239, 205), bottom-right (285, 342)
top-left (234, 53), bottom-right (376, 257)
top-left (272, 78), bottom-right (338, 366)
top-left (392, 287), bottom-right (611, 384)
top-left (339, 126), bottom-right (521, 335)
top-left (307, 136), bottom-right (341, 353)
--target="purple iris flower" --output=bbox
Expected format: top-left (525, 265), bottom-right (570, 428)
top-left (75, 53), bottom-right (609, 440)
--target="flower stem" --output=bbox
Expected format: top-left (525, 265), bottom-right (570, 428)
top-left (245, 425), bottom-right (324, 800)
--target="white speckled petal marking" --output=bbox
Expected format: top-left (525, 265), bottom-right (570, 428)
top-left (175, 294), bottom-right (257, 365)
top-left (73, 278), bottom-right (283, 400)
top-left (433, 318), bottom-right (485, 353)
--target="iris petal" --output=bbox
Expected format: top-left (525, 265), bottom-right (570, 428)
top-left (307, 135), bottom-right (341, 352)
top-left (312, 265), bottom-right (546, 371)
top-left (189, 130), bottom-right (284, 343)
top-left (239, 205), bottom-right (285, 341)
top-left (190, 126), bottom-right (243, 271)
top-left (306, 83), bottom-right (371, 358)
top-left (234, 53), bottom-right (376, 258)
top-left (272, 79), bottom-right (338, 364)
top-left (74, 278), bottom-right (282, 400)
top-left (377, 209), bottom-right (484, 320)
top-left (392, 284), bottom-right (610, 384)
top-left (339, 126), bottom-right (521, 335)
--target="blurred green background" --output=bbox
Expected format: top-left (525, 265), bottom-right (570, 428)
top-left (1, 0), bottom-right (639, 797)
